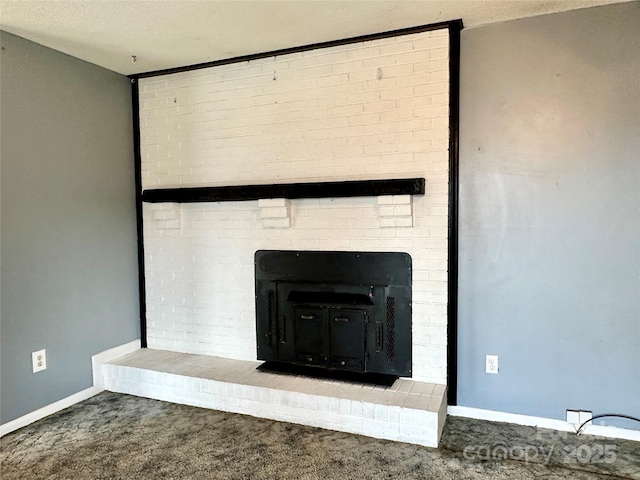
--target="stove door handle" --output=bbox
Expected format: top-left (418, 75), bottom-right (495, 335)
top-left (300, 315), bottom-right (316, 320)
top-left (334, 317), bottom-right (349, 323)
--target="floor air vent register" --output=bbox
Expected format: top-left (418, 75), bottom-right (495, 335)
top-left (255, 250), bottom-right (412, 378)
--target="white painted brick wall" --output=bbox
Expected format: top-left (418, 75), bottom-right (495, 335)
top-left (140, 28), bottom-right (450, 384)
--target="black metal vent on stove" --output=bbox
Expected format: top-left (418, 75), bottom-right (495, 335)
top-left (268, 290), bottom-right (277, 349)
top-left (386, 296), bottom-right (396, 362)
top-left (255, 250), bottom-right (412, 377)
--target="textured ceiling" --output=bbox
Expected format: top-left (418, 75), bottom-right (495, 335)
top-left (0, 0), bottom-right (629, 75)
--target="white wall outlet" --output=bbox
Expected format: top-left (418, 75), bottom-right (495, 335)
top-left (485, 354), bottom-right (499, 374)
top-left (566, 409), bottom-right (580, 424)
top-left (32, 349), bottom-right (47, 373)
top-left (579, 410), bottom-right (592, 425)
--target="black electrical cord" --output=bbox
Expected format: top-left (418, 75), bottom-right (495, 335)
top-left (576, 413), bottom-right (640, 435)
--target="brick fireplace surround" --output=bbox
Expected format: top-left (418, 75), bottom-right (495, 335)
top-left (104, 25), bottom-right (454, 447)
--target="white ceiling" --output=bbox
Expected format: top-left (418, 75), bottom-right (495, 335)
top-left (0, 0), bottom-right (628, 76)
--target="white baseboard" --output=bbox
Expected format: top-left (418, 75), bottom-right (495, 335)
top-left (448, 405), bottom-right (640, 442)
top-left (0, 339), bottom-right (141, 438)
top-left (0, 386), bottom-right (100, 437)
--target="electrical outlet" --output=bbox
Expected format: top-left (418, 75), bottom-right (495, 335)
top-left (485, 355), bottom-right (499, 374)
top-left (567, 409), bottom-right (580, 424)
top-left (579, 410), bottom-right (592, 425)
top-left (32, 349), bottom-right (46, 373)
top-left (567, 409), bottom-right (592, 427)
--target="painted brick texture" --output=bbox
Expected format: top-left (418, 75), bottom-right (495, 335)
top-left (139, 28), bottom-right (450, 384)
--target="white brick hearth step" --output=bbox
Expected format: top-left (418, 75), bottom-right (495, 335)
top-left (103, 349), bottom-right (447, 447)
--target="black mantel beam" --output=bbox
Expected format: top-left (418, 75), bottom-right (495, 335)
top-left (142, 178), bottom-right (425, 204)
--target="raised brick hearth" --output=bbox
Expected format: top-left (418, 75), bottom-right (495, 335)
top-left (103, 349), bottom-right (447, 447)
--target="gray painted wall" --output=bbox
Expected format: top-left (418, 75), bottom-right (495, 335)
top-left (1, 32), bottom-right (140, 424)
top-left (458, 2), bottom-right (640, 429)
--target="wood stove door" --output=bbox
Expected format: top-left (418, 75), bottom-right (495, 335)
top-left (329, 308), bottom-right (366, 371)
top-left (293, 306), bottom-right (329, 365)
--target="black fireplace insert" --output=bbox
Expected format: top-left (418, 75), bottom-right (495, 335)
top-left (255, 250), bottom-right (412, 377)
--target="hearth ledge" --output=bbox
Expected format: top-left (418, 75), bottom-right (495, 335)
top-left (103, 348), bottom-right (447, 447)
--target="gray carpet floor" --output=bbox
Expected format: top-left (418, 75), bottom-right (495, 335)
top-left (0, 392), bottom-right (635, 479)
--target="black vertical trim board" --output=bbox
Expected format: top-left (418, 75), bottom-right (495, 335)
top-left (132, 79), bottom-right (147, 348)
top-left (447, 20), bottom-right (462, 406)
